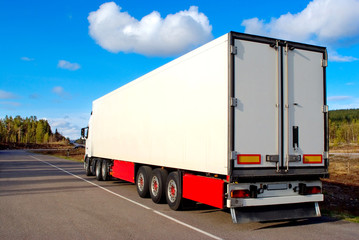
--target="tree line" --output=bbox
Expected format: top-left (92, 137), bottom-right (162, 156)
top-left (0, 115), bottom-right (69, 144)
top-left (329, 109), bottom-right (359, 145)
top-left (1, 110), bottom-right (358, 146)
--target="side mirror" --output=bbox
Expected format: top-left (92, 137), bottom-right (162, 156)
top-left (81, 127), bottom-right (88, 139)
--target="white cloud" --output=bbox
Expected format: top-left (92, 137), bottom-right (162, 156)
top-left (57, 60), bottom-right (80, 71)
top-left (329, 102), bottom-right (359, 110)
top-left (52, 86), bottom-right (64, 95)
top-left (49, 119), bottom-right (79, 140)
top-left (329, 51), bottom-right (358, 62)
top-left (21, 56), bottom-right (35, 61)
top-left (241, 0), bottom-right (359, 62)
top-left (88, 2), bottom-right (213, 57)
top-left (48, 113), bottom-right (90, 140)
top-left (0, 89), bottom-right (17, 99)
top-left (328, 96), bottom-right (352, 101)
top-left (29, 93), bottom-right (39, 99)
top-left (328, 96), bottom-right (359, 110)
top-left (0, 101), bottom-right (21, 107)
top-left (52, 86), bottom-right (71, 100)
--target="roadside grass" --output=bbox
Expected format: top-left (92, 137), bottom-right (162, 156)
top-left (48, 153), bottom-right (84, 162)
top-left (330, 143), bottom-right (359, 153)
top-left (321, 210), bottom-right (359, 223)
top-left (31, 148), bottom-right (85, 162)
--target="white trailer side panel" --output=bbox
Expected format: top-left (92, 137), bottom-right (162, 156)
top-left (90, 34), bottom-right (229, 175)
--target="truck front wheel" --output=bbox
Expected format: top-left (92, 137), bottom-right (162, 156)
top-left (166, 172), bottom-right (182, 210)
top-left (84, 157), bottom-right (92, 176)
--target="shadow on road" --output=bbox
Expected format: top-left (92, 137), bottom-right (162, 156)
top-left (255, 216), bottom-right (339, 230)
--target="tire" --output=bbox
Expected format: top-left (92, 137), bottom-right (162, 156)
top-left (166, 171), bottom-right (183, 210)
top-left (96, 159), bottom-right (103, 181)
top-left (101, 160), bottom-right (110, 181)
top-left (150, 168), bottom-right (168, 204)
top-left (85, 157), bottom-right (92, 176)
top-left (136, 166), bottom-right (152, 198)
top-left (83, 157), bottom-right (87, 169)
top-left (91, 159), bottom-right (97, 176)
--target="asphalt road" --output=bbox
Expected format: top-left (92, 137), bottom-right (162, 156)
top-left (1, 150), bottom-right (358, 240)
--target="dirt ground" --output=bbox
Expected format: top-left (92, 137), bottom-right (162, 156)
top-left (321, 153), bottom-right (359, 217)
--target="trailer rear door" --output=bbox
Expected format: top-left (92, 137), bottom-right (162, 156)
top-left (283, 47), bottom-right (326, 169)
top-left (231, 33), bottom-right (327, 176)
top-left (233, 38), bottom-right (280, 169)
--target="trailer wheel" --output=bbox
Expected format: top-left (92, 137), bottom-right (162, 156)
top-left (85, 157), bottom-right (92, 176)
top-left (166, 172), bottom-right (182, 210)
top-left (95, 159), bottom-right (103, 181)
top-left (101, 160), bottom-right (110, 181)
top-left (136, 166), bottom-right (152, 198)
top-left (150, 168), bottom-right (168, 204)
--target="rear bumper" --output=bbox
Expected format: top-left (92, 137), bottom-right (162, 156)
top-left (227, 194), bottom-right (323, 208)
top-left (230, 202), bottom-right (322, 223)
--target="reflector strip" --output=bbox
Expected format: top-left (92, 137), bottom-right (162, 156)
top-left (303, 155), bottom-right (322, 164)
top-left (237, 154), bottom-right (261, 164)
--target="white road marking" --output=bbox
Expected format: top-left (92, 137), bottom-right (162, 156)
top-left (29, 155), bottom-right (223, 240)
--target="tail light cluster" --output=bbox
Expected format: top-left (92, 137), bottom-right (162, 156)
top-left (297, 183), bottom-right (321, 195)
top-left (231, 189), bottom-right (250, 198)
top-left (231, 185), bottom-right (258, 198)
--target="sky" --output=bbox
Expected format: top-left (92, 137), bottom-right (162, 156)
top-left (1, 0), bottom-right (359, 140)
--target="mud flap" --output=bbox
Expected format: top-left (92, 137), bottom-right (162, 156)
top-left (230, 202), bottom-right (321, 223)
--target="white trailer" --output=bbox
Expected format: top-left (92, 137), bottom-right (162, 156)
top-left (81, 31), bottom-right (328, 223)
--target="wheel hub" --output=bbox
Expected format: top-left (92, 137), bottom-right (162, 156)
top-left (138, 173), bottom-right (144, 191)
top-left (151, 176), bottom-right (159, 196)
top-left (168, 179), bottom-right (177, 203)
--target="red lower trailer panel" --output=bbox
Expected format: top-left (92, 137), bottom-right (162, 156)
top-left (111, 160), bottom-right (135, 183)
top-left (182, 173), bottom-right (225, 209)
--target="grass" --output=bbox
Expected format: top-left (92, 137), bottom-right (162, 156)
top-left (31, 148), bottom-right (85, 162)
top-left (322, 210), bottom-right (359, 223)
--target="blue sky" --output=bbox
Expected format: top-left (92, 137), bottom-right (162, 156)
top-left (1, 0), bottom-right (359, 139)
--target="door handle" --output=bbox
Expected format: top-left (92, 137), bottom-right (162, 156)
top-left (293, 126), bottom-right (299, 150)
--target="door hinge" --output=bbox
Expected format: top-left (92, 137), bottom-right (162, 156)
top-left (230, 97), bottom-right (238, 107)
top-left (323, 152), bottom-right (329, 159)
top-left (321, 59), bottom-right (328, 67)
top-left (231, 151), bottom-right (238, 160)
top-left (230, 45), bottom-right (237, 55)
top-left (322, 105), bottom-right (329, 113)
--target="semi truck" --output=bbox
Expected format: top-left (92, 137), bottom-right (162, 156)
top-left (81, 31), bottom-right (329, 223)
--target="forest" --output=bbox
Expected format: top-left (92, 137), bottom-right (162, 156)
top-left (0, 115), bottom-right (69, 144)
top-left (1, 110), bottom-right (358, 146)
top-left (329, 109), bottom-right (359, 145)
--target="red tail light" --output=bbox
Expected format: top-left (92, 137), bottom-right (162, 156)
top-left (306, 186), bottom-right (321, 194)
top-left (231, 189), bottom-right (250, 198)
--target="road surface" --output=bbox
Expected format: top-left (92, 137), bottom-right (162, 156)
top-left (1, 150), bottom-right (358, 240)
